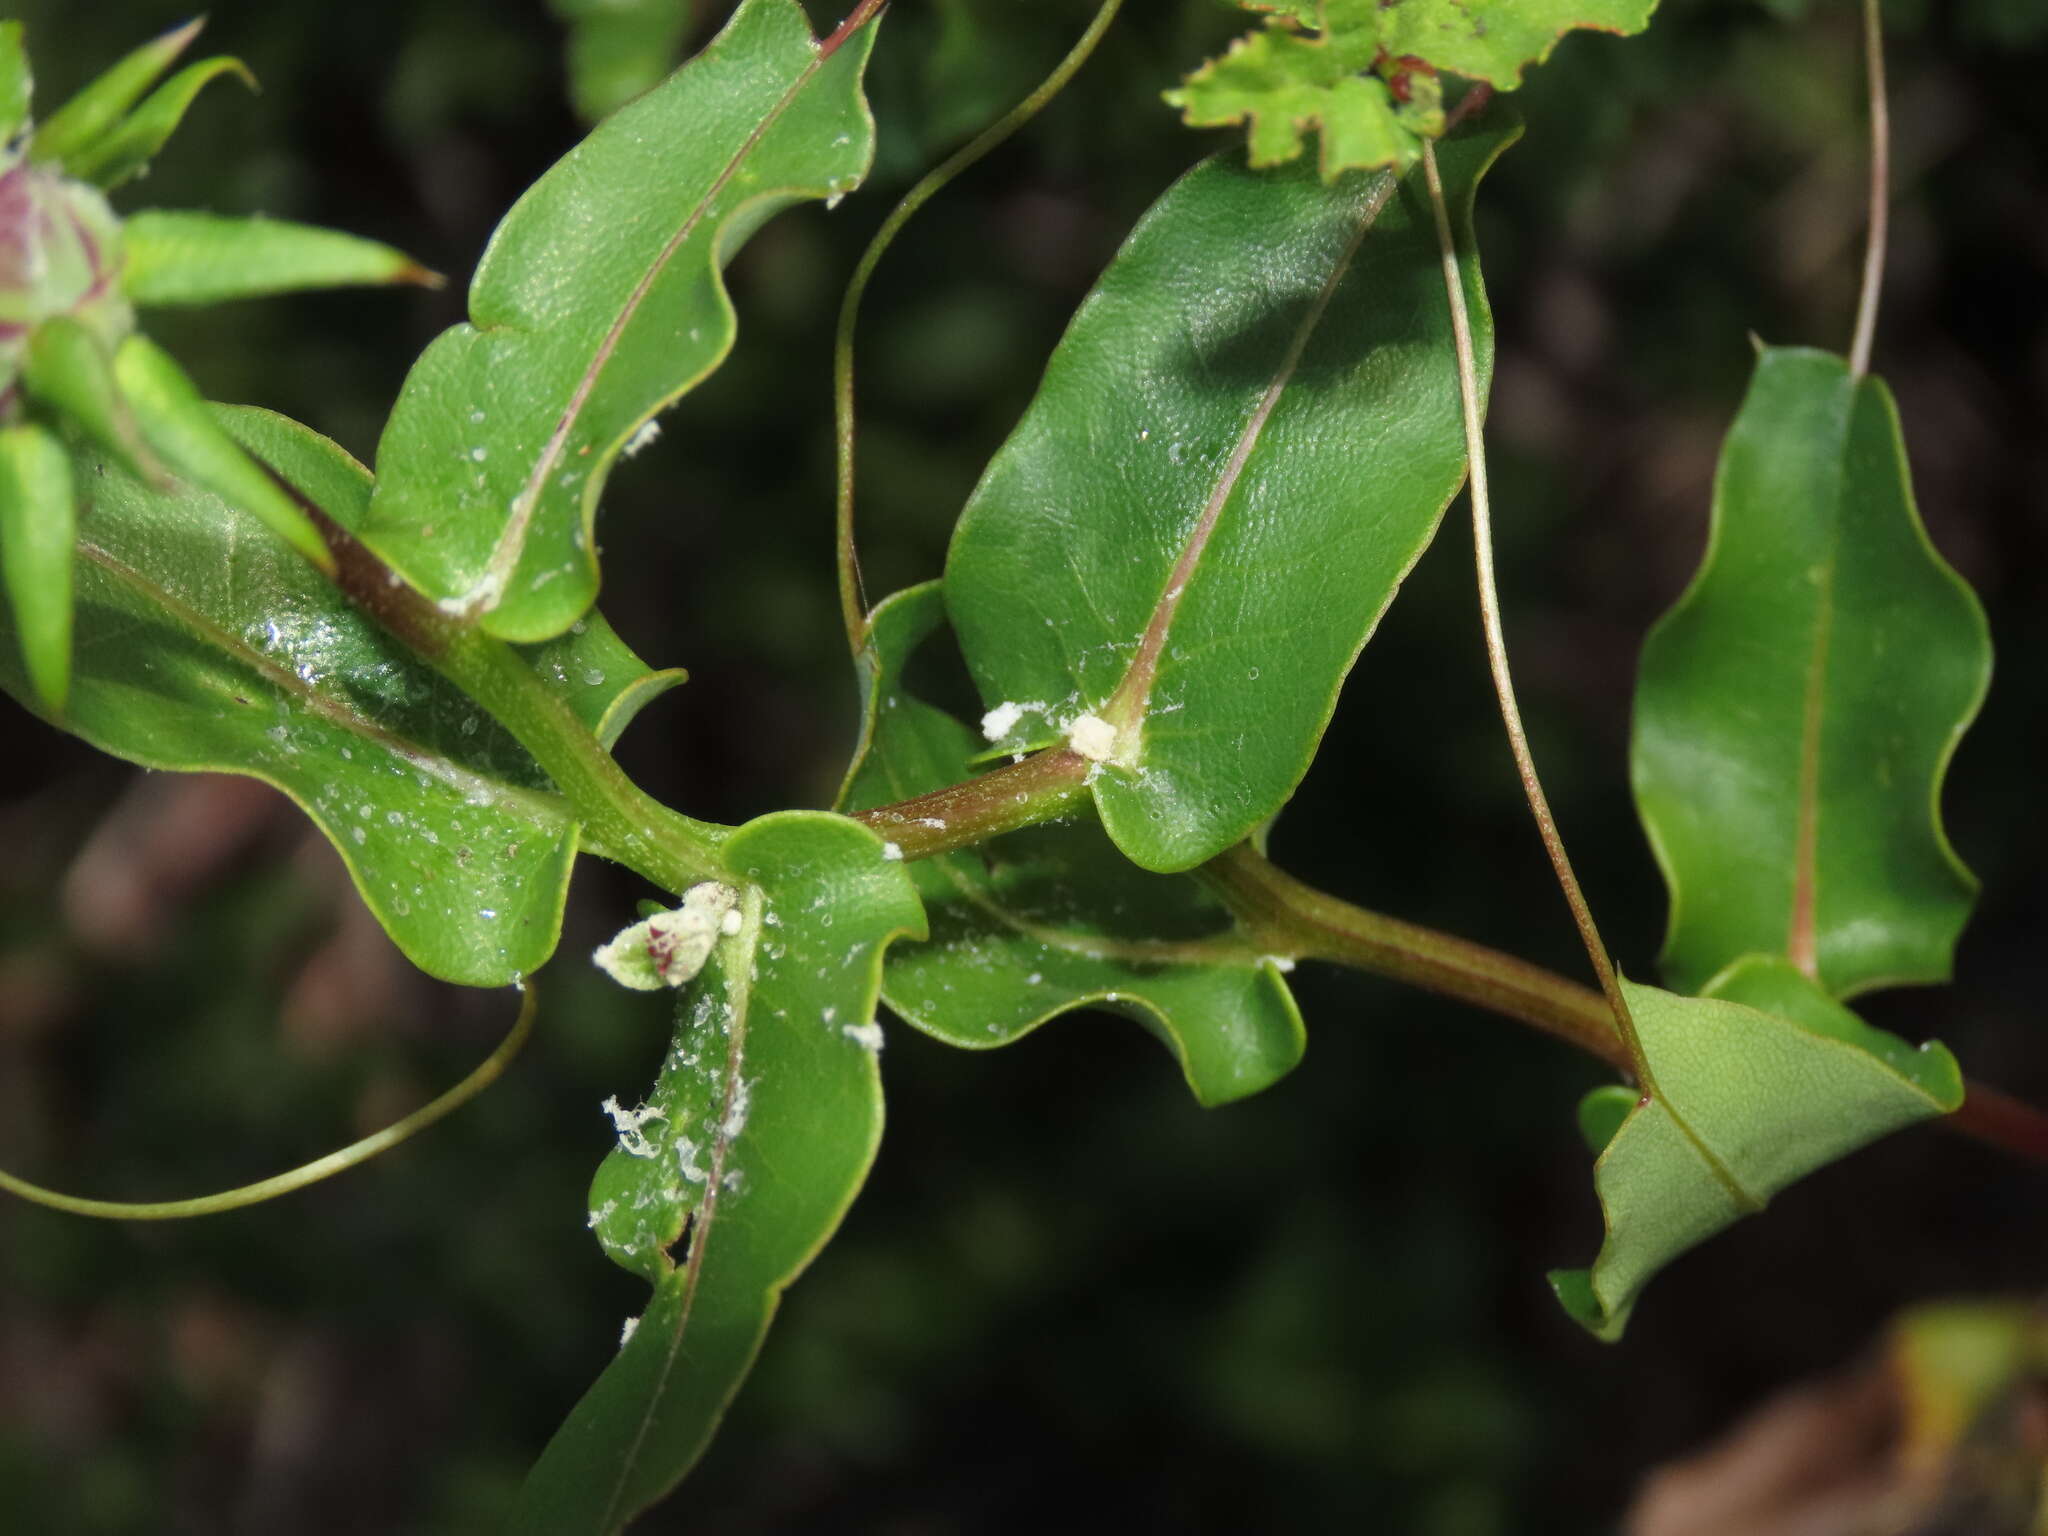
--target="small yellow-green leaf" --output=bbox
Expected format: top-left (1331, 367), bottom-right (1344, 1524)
top-left (30, 17), bottom-right (201, 169)
top-left (66, 56), bottom-right (255, 189)
top-left (1550, 969), bottom-right (1961, 1341)
top-left (1632, 349), bottom-right (1990, 999)
top-left (0, 421), bottom-right (75, 714)
top-left (21, 315), bottom-right (162, 483)
top-left (112, 333), bottom-right (335, 575)
top-left (0, 22), bottom-right (30, 144)
top-left (121, 211), bottom-right (440, 306)
top-left (1163, 1), bottom-right (1427, 180)
top-left (1376, 0), bottom-right (1659, 88)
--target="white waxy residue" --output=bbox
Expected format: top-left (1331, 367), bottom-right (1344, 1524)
top-left (1066, 713), bottom-right (1117, 762)
top-left (601, 1096), bottom-right (667, 1157)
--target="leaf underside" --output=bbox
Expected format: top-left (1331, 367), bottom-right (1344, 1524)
top-left (946, 112), bottom-right (1516, 874)
top-left (1551, 969), bottom-right (1961, 1341)
top-left (1632, 348), bottom-right (1990, 1000)
top-left (839, 583), bottom-right (1306, 1108)
top-left (516, 812), bottom-right (923, 1535)
top-left (362, 0), bottom-right (879, 643)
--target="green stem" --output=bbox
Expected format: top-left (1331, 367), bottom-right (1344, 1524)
top-left (0, 985), bottom-right (535, 1219)
top-left (1418, 139), bottom-right (1650, 1083)
top-left (1204, 844), bottom-right (1629, 1070)
top-left (1203, 844), bottom-right (2048, 1170)
top-left (309, 506), bottom-right (725, 894)
top-left (853, 746), bottom-right (1091, 859)
top-left (437, 630), bottom-right (726, 891)
top-left (833, 0), bottom-right (1124, 656)
top-left (1848, 0), bottom-right (1888, 379)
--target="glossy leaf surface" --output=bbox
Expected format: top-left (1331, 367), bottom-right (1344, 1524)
top-left (364, 0), bottom-right (878, 642)
top-left (840, 584), bottom-right (1306, 1106)
top-left (0, 406), bottom-right (580, 986)
top-left (1550, 967), bottom-right (1960, 1341)
top-left (947, 114), bottom-right (1515, 873)
top-left (218, 403), bottom-right (684, 756)
top-left (517, 812), bottom-right (923, 1534)
top-left (121, 211), bottom-right (436, 307)
top-left (1633, 349), bottom-right (1989, 998)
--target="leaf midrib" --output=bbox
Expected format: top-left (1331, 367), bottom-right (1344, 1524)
top-left (600, 889), bottom-right (761, 1532)
top-left (78, 539), bottom-right (572, 826)
top-left (1100, 170), bottom-right (1397, 745)
top-left (472, 27), bottom-right (834, 616)
top-left (1785, 391), bottom-right (1854, 983)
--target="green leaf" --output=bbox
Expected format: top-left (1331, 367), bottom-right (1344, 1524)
top-left (1163, 0), bottom-right (1440, 180)
top-left (1632, 348), bottom-right (1990, 999)
top-left (0, 22), bottom-right (30, 144)
top-left (30, 17), bottom-right (200, 169)
top-left (514, 611), bottom-right (686, 750)
top-left (1550, 968), bottom-right (1961, 1341)
top-left (1170, 0), bottom-right (1659, 160)
top-left (362, 0), bottom-right (880, 643)
top-left (0, 422), bottom-right (75, 713)
top-left (517, 812), bottom-right (924, 1534)
top-left (112, 333), bottom-right (335, 575)
top-left (0, 409), bottom-right (583, 988)
top-left (840, 583), bottom-right (1306, 1106)
top-left (65, 56), bottom-right (255, 190)
top-left (946, 112), bottom-right (1516, 874)
top-left (120, 211), bottom-right (439, 306)
top-left (548, 0), bottom-right (694, 125)
top-left (21, 315), bottom-right (162, 483)
top-left (1376, 0), bottom-right (1659, 87)
top-left (213, 401), bottom-right (682, 755)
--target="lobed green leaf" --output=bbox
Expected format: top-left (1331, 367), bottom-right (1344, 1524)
top-left (1632, 348), bottom-right (1990, 999)
top-left (120, 211), bottom-right (438, 307)
top-left (839, 583), bottom-right (1306, 1106)
top-left (1377, 0), bottom-right (1659, 87)
top-left (1550, 968), bottom-right (1961, 1341)
top-left (1163, 0), bottom-right (1439, 180)
top-left (946, 112), bottom-right (1516, 874)
top-left (0, 407), bottom-right (585, 986)
top-left (362, 0), bottom-right (879, 642)
top-left (517, 812), bottom-right (924, 1534)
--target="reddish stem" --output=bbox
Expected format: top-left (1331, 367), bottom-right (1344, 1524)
top-left (821, 0), bottom-right (888, 60)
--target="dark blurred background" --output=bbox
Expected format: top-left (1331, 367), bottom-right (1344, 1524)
top-left (2, 0), bottom-right (2046, 1530)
